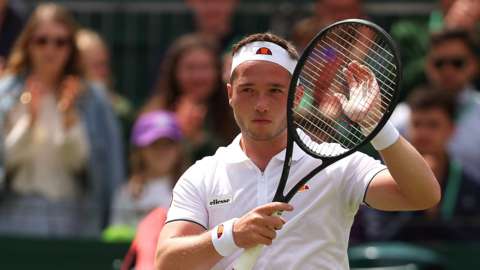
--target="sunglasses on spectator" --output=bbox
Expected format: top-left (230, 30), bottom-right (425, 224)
top-left (432, 57), bottom-right (467, 70)
top-left (32, 35), bottom-right (71, 48)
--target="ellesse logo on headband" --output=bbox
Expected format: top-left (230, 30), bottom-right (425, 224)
top-left (256, 47), bottom-right (272, 55)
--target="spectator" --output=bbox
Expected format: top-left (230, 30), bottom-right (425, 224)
top-left (390, 0), bottom-right (480, 96)
top-left (144, 34), bottom-right (237, 163)
top-left (109, 111), bottom-right (185, 230)
top-left (76, 28), bottom-right (134, 134)
top-left (364, 88), bottom-right (480, 242)
top-left (0, 3), bottom-right (124, 237)
top-left (391, 29), bottom-right (480, 181)
top-left (291, 0), bottom-right (366, 51)
top-left (437, 0), bottom-right (480, 33)
top-left (0, 0), bottom-right (24, 74)
top-left (185, 0), bottom-right (239, 51)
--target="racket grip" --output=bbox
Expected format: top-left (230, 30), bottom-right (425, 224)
top-left (233, 244), bottom-right (264, 270)
top-left (232, 211), bottom-right (282, 270)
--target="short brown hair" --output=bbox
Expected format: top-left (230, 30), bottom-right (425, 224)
top-left (230, 32), bottom-right (298, 82)
top-left (407, 85), bottom-right (457, 121)
top-left (428, 29), bottom-right (479, 58)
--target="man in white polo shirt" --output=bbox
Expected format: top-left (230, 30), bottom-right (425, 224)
top-left (155, 33), bottom-right (440, 270)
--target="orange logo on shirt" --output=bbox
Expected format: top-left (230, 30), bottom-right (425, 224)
top-left (298, 184), bottom-right (310, 192)
top-left (256, 47), bottom-right (272, 55)
top-left (217, 224), bottom-right (224, 239)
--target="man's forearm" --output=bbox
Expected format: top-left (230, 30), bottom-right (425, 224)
top-left (380, 136), bottom-right (441, 209)
top-left (155, 231), bottom-right (223, 270)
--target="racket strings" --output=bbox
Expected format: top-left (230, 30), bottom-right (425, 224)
top-left (293, 23), bottom-right (398, 157)
top-left (319, 38), bottom-right (397, 96)
top-left (294, 88), bottom-right (368, 140)
top-left (299, 60), bottom-right (385, 138)
top-left (300, 62), bottom-right (388, 116)
top-left (314, 40), bottom-right (396, 99)
top-left (305, 40), bottom-right (394, 108)
top-left (308, 45), bottom-right (388, 121)
top-left (337, 26), bottom-right (397, 75)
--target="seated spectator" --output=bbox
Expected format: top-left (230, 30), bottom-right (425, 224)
top-left (108, 111), bottom-right (185, 230)
top-left (0, 3), bottom-right (124, 237)
top-left (143, 34), bottom-right (237, 164)
top-left (363, 88), bottom-right (480, 242)
top-left (391, 29), bottom-right (480, 181)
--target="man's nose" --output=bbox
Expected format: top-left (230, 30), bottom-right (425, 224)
top-left (254, 94), bottom-right (269, 113)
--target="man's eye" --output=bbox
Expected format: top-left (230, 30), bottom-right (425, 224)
top-left (271, 88), bottom-right (283, 93)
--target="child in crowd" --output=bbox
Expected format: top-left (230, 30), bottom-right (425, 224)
top-left (109, 111), bottom-right (185, 230)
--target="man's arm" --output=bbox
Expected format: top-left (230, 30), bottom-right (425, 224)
top-left (155, 202), bottom-right (292, 270)
top-left (339, 62), bottom-right (440, 211)
top-left (155, 221), bottom-right (221, 270)
top-left (365, 136), bottom-right (441, 211)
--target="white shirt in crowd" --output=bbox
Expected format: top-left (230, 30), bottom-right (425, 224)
top-left (110, 177), bottom-right (173, 228)
top-left (167, 134), bottom-right (386, 270)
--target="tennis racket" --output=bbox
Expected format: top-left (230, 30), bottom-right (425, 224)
top-left (232, 19), bottom-right (402, 270)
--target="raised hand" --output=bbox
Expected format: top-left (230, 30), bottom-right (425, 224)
top-left (21, 77), bottom-right (47, 124)
top-left (334, 61), bottom-right (381, 133)
top-left (58, 76), bottom-right (83, 129)
top-left (58, 75), bottom-right (82, 113)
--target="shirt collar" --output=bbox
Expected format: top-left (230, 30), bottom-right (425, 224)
top-left (223, 134), bottom-right (306, 164)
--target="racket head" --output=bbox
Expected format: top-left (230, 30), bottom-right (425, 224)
top-left (288, 19), bottom-right (402, 159)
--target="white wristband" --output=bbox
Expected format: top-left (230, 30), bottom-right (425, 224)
top-left (211, 218), bottom-right (240, 257)
top-left (371, 121), bottom-right (400, 151)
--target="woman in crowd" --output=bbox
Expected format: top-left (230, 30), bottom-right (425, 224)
top-left (143, 34), bottom-right (237, 164)
top-left (0, 3), bottom-right (124, 237)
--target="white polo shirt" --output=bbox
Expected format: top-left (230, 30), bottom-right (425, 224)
top-left (167, 134), bottom-right (386, 270)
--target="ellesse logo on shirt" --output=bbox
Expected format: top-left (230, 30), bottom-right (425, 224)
top-left (208, 195), bottom-right (233, 207)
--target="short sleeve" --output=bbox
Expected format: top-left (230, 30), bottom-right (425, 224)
top-left (166, 164), bottom-right (208, 229)
top-left (341, 152), bottom-right (387, 213)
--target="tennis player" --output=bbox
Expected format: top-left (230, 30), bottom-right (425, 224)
top-left (155, 33), bottom-right (440, 270)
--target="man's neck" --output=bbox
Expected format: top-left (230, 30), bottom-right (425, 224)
top-left (240, 132), bottom-right (287, 172)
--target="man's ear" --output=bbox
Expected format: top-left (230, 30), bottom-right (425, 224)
top-left (227, 83), bottom-right (233, 105)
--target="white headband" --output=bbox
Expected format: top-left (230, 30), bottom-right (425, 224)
top-left (230, 41), bottom-right (297, 75)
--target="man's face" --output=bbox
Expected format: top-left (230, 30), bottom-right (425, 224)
top-left (426, 39), bottom-right (478, 94)
top-left (408, 108), bottom-right (454, 156)
top-left (227, 61), bottom-right (291, 141)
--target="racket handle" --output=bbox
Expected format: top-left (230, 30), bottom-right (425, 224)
top-left (232, 245), bottom-right (264, 270)
top-left (232, 211), bottom-right (282, 270)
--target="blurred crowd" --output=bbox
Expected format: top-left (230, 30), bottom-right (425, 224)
top-left (0, 0), bottom-right (479, 267)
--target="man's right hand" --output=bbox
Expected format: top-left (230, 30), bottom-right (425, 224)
top-left (232, 202), bottom-right (293, 248)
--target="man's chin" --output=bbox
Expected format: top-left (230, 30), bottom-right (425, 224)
top-left (243, 129), bottom-right (285, 141)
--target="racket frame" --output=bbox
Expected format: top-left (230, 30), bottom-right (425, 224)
top-left (273, 18), bottom-right (402, 203)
